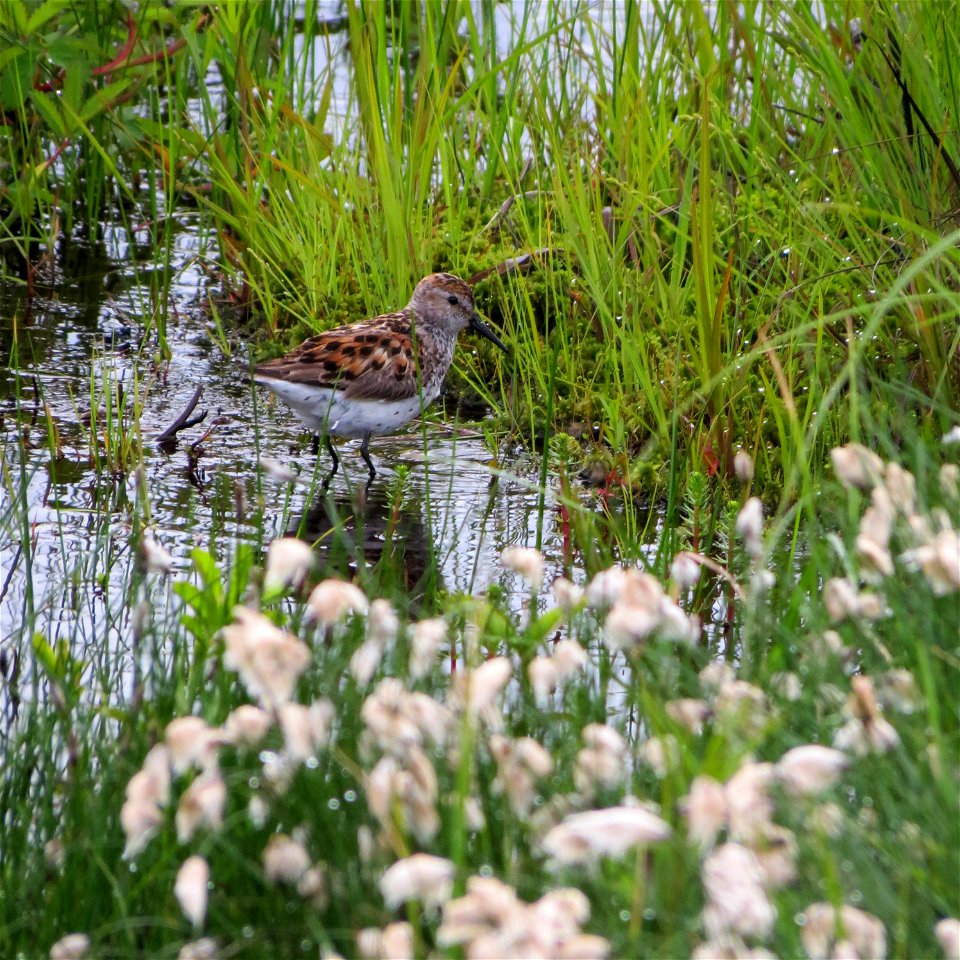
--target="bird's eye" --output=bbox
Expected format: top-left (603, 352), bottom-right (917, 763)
top-left (447, 295), bottom-right (459, 306)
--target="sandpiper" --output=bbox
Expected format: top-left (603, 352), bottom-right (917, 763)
top-left (253, 273), bottom-right (506, 478)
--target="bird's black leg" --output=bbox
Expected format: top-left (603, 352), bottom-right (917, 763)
top-left (359, 433), bottom-right (376, 479)
top-left (310, 434), bottom-right (320, 457)
top-left (324, 435), bottom-right (340, 476)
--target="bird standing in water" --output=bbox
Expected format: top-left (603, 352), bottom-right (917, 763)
top-left (253, 273), bottom-right (506, 478)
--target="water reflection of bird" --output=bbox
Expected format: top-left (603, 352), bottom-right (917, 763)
top-left (253, 273), bottom-right (506, 479)
top-left (287, 483), bottom-right (440, 607)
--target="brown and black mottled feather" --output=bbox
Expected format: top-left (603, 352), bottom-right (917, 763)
top-left (254, 311), bottom-right (422, 402)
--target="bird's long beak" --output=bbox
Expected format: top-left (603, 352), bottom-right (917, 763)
top-left (470, 311), bottom-right (507, 352)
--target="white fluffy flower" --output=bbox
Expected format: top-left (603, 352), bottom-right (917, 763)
top-left (177, 939), bottom-right (219, 960)
top-left (49, 934), bottom-right (91, 960)
top-left (174, 856), bottom-right (210, 929)
top-left (701, 843), bottom-right (775, 940)
top-left (734, 450), bottom-right (755, 482)
top-left (222, 607), bottom-right (311, 708)
top-left (409, 617), bottom-right (446, 678)
top-left (502, 546), bottom-right (545, 588)
top-left (263, 834), bottom-right (311, 884)
top-left (175, 770), bottom-right (226, 842)
top-left (682, 775), bottom-right (727, 850)
top-left (776, 745), bottom-right (848, 795)
top-left (800, 903), bottom-right (886, 960)
top-left (379, 854), bottom-right (455, 910)
top-left (308, 579), bottom-right (368, 624)
top-left (461, 657), bottom-right (512, 717)
top-left (140, 535), bottom-right (173, 574)
top-left (831, 444), bottom-right (884, 490)
top-left (936, 918), bottom-right (960, 960)
top-left (263, 537), bottom-right (313, 593)
top-left (542, 805), bottom-right (671, 865)
top-left (223, 705), bottom-right (273, 747)
top-left (165, 717), bottom-right (224, 775)
top-left (736, 497), bottom-right (764, 558)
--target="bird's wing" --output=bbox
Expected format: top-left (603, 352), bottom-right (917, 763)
top-left (253, 313), bottom-right (421, 402)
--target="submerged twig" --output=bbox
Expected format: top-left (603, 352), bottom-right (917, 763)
top-left (156, 387), bottom-right (206, 443)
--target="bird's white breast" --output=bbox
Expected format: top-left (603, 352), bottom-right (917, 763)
top-left (255, 377), bottom-right (435, 439)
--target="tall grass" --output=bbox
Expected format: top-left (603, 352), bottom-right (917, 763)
top-left (1, 5), bottom-right (959, 956)
top-left (102, 0), bottom-right (952, 498)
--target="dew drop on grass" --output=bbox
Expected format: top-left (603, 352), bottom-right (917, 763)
top-left (479, 864), bottom-right (493, 877)
top-left (248, 777), bottom-right (260, 789)
top-left (851, 889), bottom-right (863, 903)
top-left (306, 757), bottom-right (318, 770)
top-left (344, 789), bottom-right (357, 802)
top-left (128, 863), bottom-right (137, 873)
top-left (327, 798), bottom-right (340, 811)
top-left (242, 926), bottom-right (254, 939)
top-left (619, 910), bottom-right (630, 922)
top-left (795, 913), bottom-right (807, 926)
top-left (643, 908), bottom-right (656, 921)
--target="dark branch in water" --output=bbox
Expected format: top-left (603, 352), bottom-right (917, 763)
top-left (156, 387), bottom-right (206, 444)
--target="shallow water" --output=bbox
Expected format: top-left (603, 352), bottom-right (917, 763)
top-left (0, 1), bottom-right (680, 714)
top-left (0, 217), bottom-right (641, 669)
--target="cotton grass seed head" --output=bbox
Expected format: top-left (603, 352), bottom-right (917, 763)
top-left (681, 775), bottom-right (728, 851)
top-left (126, 744), bottom-right (171, 807)
top-left (165, 717), bottom-right (224, 776)
top-left (734, 450), bottom-right (755, 483)
top-left (174, 856), bottom-right (210, 929)
top-left (263, 834), bottom-right (311, 884)
top-left (409, 617), bottom-right (446, 678)
top-left (263, 536), bottom-right (313, 594)
top-left (800, 903), bottom-right (887, 960)
top-left (574, 723), bottom-right (628, 795)
top-left (223, 704), bottom-right (273, 747)
top-left (542, 805), bottom-right (671, 866)
top-left (379, 853), bottom-right (455, 910)
top-left (585, 566), bottom-right (628, 607)
top-left (670, 553), bottom-right (702, 591)
top-left (357, 923), bottom-right (414, 960)
top-left (902, 529), bottom-right (960, 595)
top-left (49, 934), bottom-right (91, 960)
top-left (120, 796), bottom-right (163, 860)
top-left (307, 578), bottom-right (369, 624)
top-left (278, 700), bottom-right (334, 763)
top-left (501, 546), bottom-right (545, 588)
top-left (458, 656), bottom-right (512, 718)
top-left (736, 497), bottom-right (764, 558)
top-left (438, 875), bottom-right (607, 960)
top-left (935, 919), bottom-right (960, 960)
top-left (175, 770), bottom-right (227, 843)
top-left (222, 607), bottom-right (311, 708)
top-left (701, 843), bottom-right (775, 941)
top-left (776, 744), bottom-right (848, 796)
top-left (831, 444), bottom-right (884, 490)
top-left (489, 734), bottom-right (554, 815)
top-left (177, 939), bottom-right (219, 960)
top-left (140, 535), bottom-right (174, 574)
top-left (724, 762), bottom-right (775, 844)
top-left (552, 576), bottom-right (584, 609)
